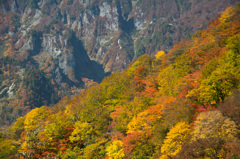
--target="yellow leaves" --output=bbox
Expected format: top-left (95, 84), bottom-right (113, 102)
top-left (226, 34), bottom-right (240, 61)
top-left (24, 106), bottom-right (50, 132)
top-left (0, 139), bottom-right (18, 158)
top-left (127, 104), bottom-right (163, 133)
top-left (84, 138), bottom-right (108, 158)
top-left (4, 42), bottom-right (14, 57)
top-left (155, 50), bottom-right (166, 59)
top-left (188, 68), bottom-right (237, 105)
top-left (127, 111), bottom-right (151, 134)
top-left (161, 122), bottom-right (191, 157)
top-left (106, 140), bottom-right (125, 159)
top-left (159, 155), bottom-right (169, 159)
top-left (147, 104), bottom-right (163, 121)
top-left (131, 96), bottom-right (149, 114)
top-left (8, 116), bottom-right (25, 140)
top-left (219, 6), bottom-right (235, 24)
top-left (192, 110), bottom-right (238, 142)
top-left (158, 54), bottom-right (191, 96)
top-left (65, 96), bottom-right (86, 122)
top-left (217, 6), bottom-right (239, 36)
top-left (44, 111), bottom-right (72, 140)
top-left (69, 122), bottom-right (94, 143)
top-left (126, 54), bottom-right (151, 76)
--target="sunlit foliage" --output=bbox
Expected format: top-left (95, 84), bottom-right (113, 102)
top-left (3, 4), bottom-right (240, 158)
top-left (160, 122), bottom-right (191, 157)
top-left (192, 110), bottom-right (238, 141)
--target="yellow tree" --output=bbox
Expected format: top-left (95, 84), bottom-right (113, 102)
top-left (127, 104), bottom-right (163, 134)
top-left (106, 140), bottom-right (125, 159)
top-left (127, 111), bottom-right (151, 134)
top-left (8, 116), bottom-right (25, 140)
top-left (160, 122), bottom-right (191, 157)
top-left (158, 54), bottom-right (191, 96)
top-left (219, 6), bottom-right (235, 24)
top-left (20, 106), bottom-right (50, 157)
top-left (188, 69), bottom-right (237, 105)
top-left (24, 106), bottom-right (50, 132)
top-left (155, 50), bottom-right (166, 59)
top-left (192, 110), bottom-right (238, 141)
top-left (69, 121), bottom-right (100, 147)
top-left (44, 111), bottom-right (72, 141)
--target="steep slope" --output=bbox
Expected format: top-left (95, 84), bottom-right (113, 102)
top-left (0, 0), bottom-right (238, 128)
top-left (1, 4), bottom-right (240, 158)
top-left (1, 0), bottom-right (238, 72)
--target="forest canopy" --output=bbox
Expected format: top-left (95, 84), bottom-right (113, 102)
top-left (1, 4), bottom-right (240, 159)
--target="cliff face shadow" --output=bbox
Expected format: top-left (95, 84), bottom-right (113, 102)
top-left (69, 32), bottom-right (105, 84)
top-left (116, 0), bottom-right (135, 34)
top-left (30, 31), bottom-right (43, 56)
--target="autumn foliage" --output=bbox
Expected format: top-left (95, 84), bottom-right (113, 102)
top-left (1, 4), bottom-right (240, 159)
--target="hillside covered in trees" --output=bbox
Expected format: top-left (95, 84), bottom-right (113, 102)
top-left (0, 0), bottom-right (238, 130)
top-left (1, 4), bottom-right (240, 159)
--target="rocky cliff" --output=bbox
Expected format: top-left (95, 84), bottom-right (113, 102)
top-left (1, 0), bottom-right (238, 73)
top-left (0, 0), bottom-right (238, 128)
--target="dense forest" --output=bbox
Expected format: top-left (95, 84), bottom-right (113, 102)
top-left (1, 4), bottom-right (240, 159)
top-left (0, 0), bottom-right (238, 129)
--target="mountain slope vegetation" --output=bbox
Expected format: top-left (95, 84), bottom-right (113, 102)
top-left (1, 4), bottom-right (240, 159)
top-left (0, 0), bottom-right (238, 129)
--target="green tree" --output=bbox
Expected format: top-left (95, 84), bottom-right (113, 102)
top-left (83, 139), bottom-right (108, 159)
top-left (158, 54), bottom-right (191, 96)
top-left (69, 121), bottom-right (98, 146)
top-left (8, 116), bottom-right (25, 140)
top-left (188, 70), bottom-right (237, 105)
top-left (123, 132), bottom-right (154, 158)
top-left (0, 139), bottom-right (19, 159)
top-left (44, 111), bottom-right (72, 141)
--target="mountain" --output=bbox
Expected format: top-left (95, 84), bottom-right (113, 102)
top-left (1, 3), bottom-right (240, 158)
top-left (0, 0), bottom-right (239, 128)
top-left (1, 0), bottom-right (238, 71)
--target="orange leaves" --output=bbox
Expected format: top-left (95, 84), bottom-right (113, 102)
top-left (126, 103), bottom-right (163, 134)
top-left (4, 42), bottom-right (16, 57)
top-left (5, 5), bottom-right (240, 159)
top-left (146, 104), bottom-right (163, 121)
top-left (176, 70), bottom-right (201, 99)
top-left (111, 132), bottom-right (124, 142)
top-left (110, 107), bottom-right (125, 121)
top-left (123, 132), bottom-right (142, 156)
top-left (122, 131), bottom-right (153, 158)
top-left (188, 37), bottom-right (217, 66)
top-left (141, 73), bottom-right (159, 98)
top-left (81, 77), bottom-right (98, 87)
top-left (133, 66), bottom-right (147, 92)
top-left (109, 106), bottom-right (132, 133)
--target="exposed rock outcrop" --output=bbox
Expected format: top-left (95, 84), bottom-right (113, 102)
top-left (0, 0), bottom-right (238, 127)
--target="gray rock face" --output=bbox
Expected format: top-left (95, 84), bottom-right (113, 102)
top-left (0, 0), bottom-right (238, 84)
top-left (7, 82), bottom-right (15, 99)
top-left (42, 34), bottom-right (75, 78)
